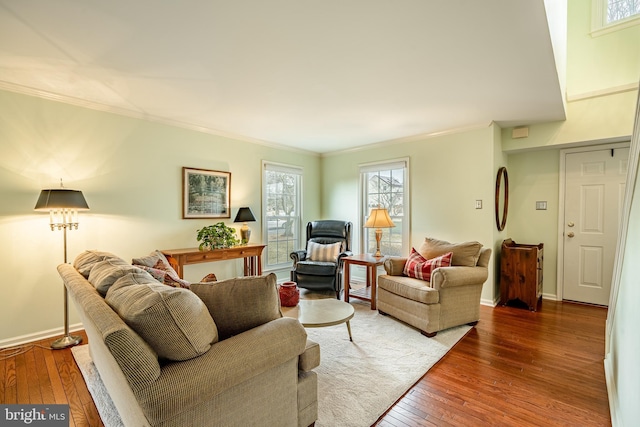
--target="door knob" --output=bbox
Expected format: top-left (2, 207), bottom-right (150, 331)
top-left (567, 232), bottom-right (575, 238)
top-left (568, 222), bottom-right (575, 227)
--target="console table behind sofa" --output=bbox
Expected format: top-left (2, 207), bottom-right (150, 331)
top-left (162, 244), bottom-right (266, 278)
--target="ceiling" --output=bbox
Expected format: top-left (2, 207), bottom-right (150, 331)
top-left (0, 0), bottom-right (566, 154)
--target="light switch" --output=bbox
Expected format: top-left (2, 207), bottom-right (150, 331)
top-left (475, 200), bottom-right (482, 209)
top-left (536, 201), bottom-right (547, 210)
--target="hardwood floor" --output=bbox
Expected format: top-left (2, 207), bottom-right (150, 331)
top-left (1, 300), bottom-right (609, 427)
top-left (376, 300), bottom-right (611, 426)
top-left (0, 330), bottom-right (103, 427)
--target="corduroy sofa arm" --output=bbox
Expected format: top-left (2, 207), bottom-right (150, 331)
top-left (138, 317), bottom-right (308, 423)
top-left (383, 257), bottom-right (407, 276)
top-left (430, 266), bottom-right (488, 290)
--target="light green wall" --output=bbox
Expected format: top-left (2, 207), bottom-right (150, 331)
top-left (322, 125), bottom-right (502, 304)
top-left (0, 90), bottom-right (321, 344)
top-left (566, 0), bottom-right (640, 96)
top-left (506, 149), bottom-right (560, 297)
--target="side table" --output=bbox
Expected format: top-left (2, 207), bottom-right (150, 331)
top-left (343, 254), bottom-right (388, 310)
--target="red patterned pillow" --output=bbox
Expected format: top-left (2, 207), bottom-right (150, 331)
top-left (403, 248), bottom-right (453, 281)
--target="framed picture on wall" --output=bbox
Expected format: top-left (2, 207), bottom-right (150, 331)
top-left (182, 167), bottom-right (231, 219)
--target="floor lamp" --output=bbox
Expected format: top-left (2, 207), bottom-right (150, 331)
top-left (35, 184), bottom-right (89, 350)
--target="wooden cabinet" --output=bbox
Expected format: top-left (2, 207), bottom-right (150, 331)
top-left (500, 239), bottom-right (543, 311)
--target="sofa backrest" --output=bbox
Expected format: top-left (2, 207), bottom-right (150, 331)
top-left (477, 248), bottom-right (491, 268)
top-left (58, 263), bottom-right (161, 391)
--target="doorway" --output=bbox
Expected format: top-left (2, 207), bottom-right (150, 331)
top-left (558, 143), bottom-right (629, 306)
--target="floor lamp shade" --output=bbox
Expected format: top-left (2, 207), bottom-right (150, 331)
top-left (364, 207), bottom-right (395, 257)
top-left (34, 189), bottom-right (90, 211)
top-left (35, 187), bottom-right (89, 350)
top-left (234, 207), bottom-right (256, 244)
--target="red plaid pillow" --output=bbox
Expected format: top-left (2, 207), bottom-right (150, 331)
top-left (403, 248), bottom-right (453, 281)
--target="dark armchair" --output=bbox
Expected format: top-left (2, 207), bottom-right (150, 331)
top-left (290, 220), bottom-right (353, 299)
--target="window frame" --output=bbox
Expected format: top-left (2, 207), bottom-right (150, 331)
top-left (261, 161), bottom-right (303, 270)
top-left (592, 0), bottom-right (640, 36)
top-left (359, 158), bottom-right (410, 257)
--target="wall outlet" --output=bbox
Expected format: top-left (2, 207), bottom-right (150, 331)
top-left (536, 201), bottom-right (547, 210)
top-left (475, 200), bottom-right (483, 209)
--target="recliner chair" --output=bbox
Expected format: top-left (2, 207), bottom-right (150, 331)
top-left (290, 220), bottom-right (353, 299)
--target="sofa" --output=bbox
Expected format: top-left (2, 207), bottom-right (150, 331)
top-left (377, 237), bottom-right (491, 337)
top-left (59, 250), bottom-right (319, 427)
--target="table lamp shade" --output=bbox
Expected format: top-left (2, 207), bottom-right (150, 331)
top-left (234, 207), bottom-right (256, 223)
top-left (364, 207), bottom-right (395, 228)
top-left (34, 189), bottom-right (89, 211)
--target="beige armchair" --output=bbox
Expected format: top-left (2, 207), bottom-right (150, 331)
top-left (377, 238), bottom-right (491, 337)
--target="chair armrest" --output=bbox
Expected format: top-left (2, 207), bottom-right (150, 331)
top-left (383, 257), bottom-right (408, 276)
top-left (299, 339), bottom-right (320, 372)
top-left (146, 318), bottom-right (308, 412)
top-left (430, 266), bottom-right (488, 290)
top-left (337, 251), bottom-right (353, 264)
top-left (290, 250), bottom-right (307, 264)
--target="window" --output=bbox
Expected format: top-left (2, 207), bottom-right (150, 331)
top-left (262, 161), bottom-right (302, 269)
top-left (607, 0), bottom-right (640, 23)
top-left (592, 0), bottom-right (640, 34)
top-left (359, 159), bottom-right (410, 257)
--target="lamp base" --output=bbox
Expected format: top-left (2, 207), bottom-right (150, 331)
top-left (373, 228), bottom-right (383, 257)
top-left (51, 334), bottom-right (83, 350)
top-left (240, 226), bottom-right (251, 244)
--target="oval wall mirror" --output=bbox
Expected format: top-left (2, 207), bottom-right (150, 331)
top-left (495, 167), bottom-right (509, 231)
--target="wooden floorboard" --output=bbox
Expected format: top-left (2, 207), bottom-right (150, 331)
top-left (0, 300), bottom-right (609, 427)
top-left (374, 299), bottom-right (611, 426)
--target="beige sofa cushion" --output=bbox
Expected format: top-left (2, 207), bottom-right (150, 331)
top-left (74, 250), bottom-right (125, 278)
top-left (191, 273), bottom-right (282, 340)
top-left (88, 258), bottom-right (153, 296)
top-left (419, 237), bottom-right (482, 267)
top-left (106, 280), bottom-right (217, 361)
top-left (378, 275), bottom-right (440, 304)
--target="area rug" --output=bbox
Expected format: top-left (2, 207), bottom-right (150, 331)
top-left (72, 300), bottom-right (470, 427)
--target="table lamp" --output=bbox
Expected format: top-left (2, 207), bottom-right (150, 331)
top-left (364, 207), bottom-right (395, 257)
top-left (234, 207), bottom-right (256, 244)
top-left (35, 183), bottom-right (89, 349)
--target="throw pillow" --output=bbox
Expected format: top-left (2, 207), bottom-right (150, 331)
top-left (132, 250), bottom-right (191, 288)
top-left (74, 250), bottom-right (124, 278)
top-left (403, 248), bottom-right (453, 281)
top-left (419, 237), bottom-right (482, 267)
top-left (88, 258), bottom-right (153, 296)
top-left (307, 241), bottom-right (341, 262)
top-left (134, 265), bottom-right (191, 289)
top-left (190, 273), bottom-right (281, 341)
top-left (106, 281), bottom-right (217, 361)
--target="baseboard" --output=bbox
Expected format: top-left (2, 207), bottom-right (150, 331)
top-left (0, 323), bottom-right (84, 349)
top-left (604, 356), bottom-right (620, 426)
top-left (480, 298), bottom-right (498, 307)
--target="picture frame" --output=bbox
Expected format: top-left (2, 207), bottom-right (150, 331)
top-left (182, 167), bottom-right (231, 219)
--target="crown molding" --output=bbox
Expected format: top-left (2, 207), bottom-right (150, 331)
top-left (321, 122), bottom-right (492, 157)
top-left (0, 82), bottom-right (320, 157)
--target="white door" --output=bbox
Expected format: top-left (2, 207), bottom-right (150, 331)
top-left (563, 147), bottom-right (629, 305)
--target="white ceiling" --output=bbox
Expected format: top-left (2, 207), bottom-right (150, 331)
top-left (0, 0), bottom-right (566, 154)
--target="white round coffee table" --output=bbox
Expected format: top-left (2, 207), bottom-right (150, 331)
top-left (282, 299), bottom-right (355, 341)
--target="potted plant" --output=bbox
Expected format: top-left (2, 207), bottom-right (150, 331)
top-left (197, 222), bottom-right (240, 250)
